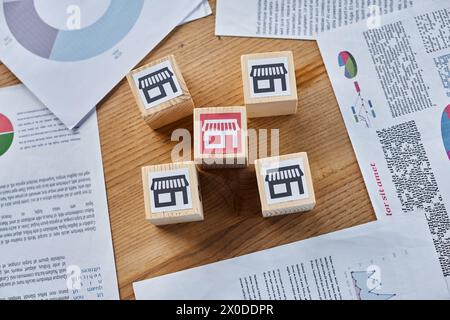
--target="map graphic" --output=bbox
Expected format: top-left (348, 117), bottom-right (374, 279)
top-left (351, 271), bottom-right (396, 300)
top-left (3, 0), bottom-right (144, 61)
top-left (351, 81), bottom-right (376, 128)
top-left (0, 113), bottom-right (14, 156)
top-left (442, 105), bottom-right (450, 160)
top-left (338, 51), bottom-right (358, 79)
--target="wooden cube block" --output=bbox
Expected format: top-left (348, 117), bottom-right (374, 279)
top-left (255, 153), bottom-right (315, 217)
top-left (241, 51), bottom-right (298, 118)
top-left (142, 161), bottom-right (204, 225)
top-left (127, 55), bottom-right (194, 129)
top-left (194, 106), bottom-right (248, 168)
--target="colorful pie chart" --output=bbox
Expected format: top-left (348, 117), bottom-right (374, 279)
top-left (338, 51), bottom-right (358, 79)
top-left (442, 105), bottom-right (450, 160)
top-left (3, 0), bottom-right (144, 61)
top-left (0, 114), bottom-right (14, 156)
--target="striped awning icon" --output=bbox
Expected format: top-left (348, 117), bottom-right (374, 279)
top-left (250, 63), bottom-right (288, 78)
top-left (265, 165), bottom-right (303, 182)
top-left (138, 67), bottom-right (174, 89)
top-left (151, 175), bottom-right (189, 191)
top-left (202, 119), bottom-right (240, 132)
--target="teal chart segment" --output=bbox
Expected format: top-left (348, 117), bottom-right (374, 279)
top-left (3, 0), bottom-right (144, 61)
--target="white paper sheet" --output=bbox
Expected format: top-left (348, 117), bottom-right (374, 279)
top-left (182, 0), bottom-right (212, 25)
top-left (215, 0), bottom-right (418, 40)
top-left (0, 0), bottom-right (203, 129)
top-left (0, 85), bottom-right (118, 300)
top-left (317, 0), bottom-right (450, 288)
top-left (133, 216), bottom-right (449, 300)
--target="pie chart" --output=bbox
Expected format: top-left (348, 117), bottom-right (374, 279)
top-left (0, 114), bottom-right (14, 157)
top-left (3, 0), bottom-right (144, 61)
top-left (442, 105), bottom-right (450, 160)
top-left (338, 51), bottom-right (358, 79)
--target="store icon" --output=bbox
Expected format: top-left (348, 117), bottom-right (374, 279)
top-left (265, 165), bottom-right (304, 200)
top-left (250, 63), bottom-right (288, 94)
top-left (138, 67), bottom-right (178, 104)
top-left (151, 174), bottom-right (190, 209)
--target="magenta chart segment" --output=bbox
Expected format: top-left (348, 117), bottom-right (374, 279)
top-left (3, 0), bottom-right (144, 61)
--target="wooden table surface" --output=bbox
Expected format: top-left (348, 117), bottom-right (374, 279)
top-left (0, 0), bottom-right (375, 299)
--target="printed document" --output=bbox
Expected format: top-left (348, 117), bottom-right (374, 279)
top-left (133, 217), bottom-right (449, 300)
top-left (216, 0), bottom-right (417, 40)
top-left (317, 0), bottom-right (450, 287)
top-left (0, 85), bottom-right (118, 300)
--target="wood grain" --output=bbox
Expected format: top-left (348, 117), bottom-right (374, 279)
top-left (0, 0), bottom-right (376, 300)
